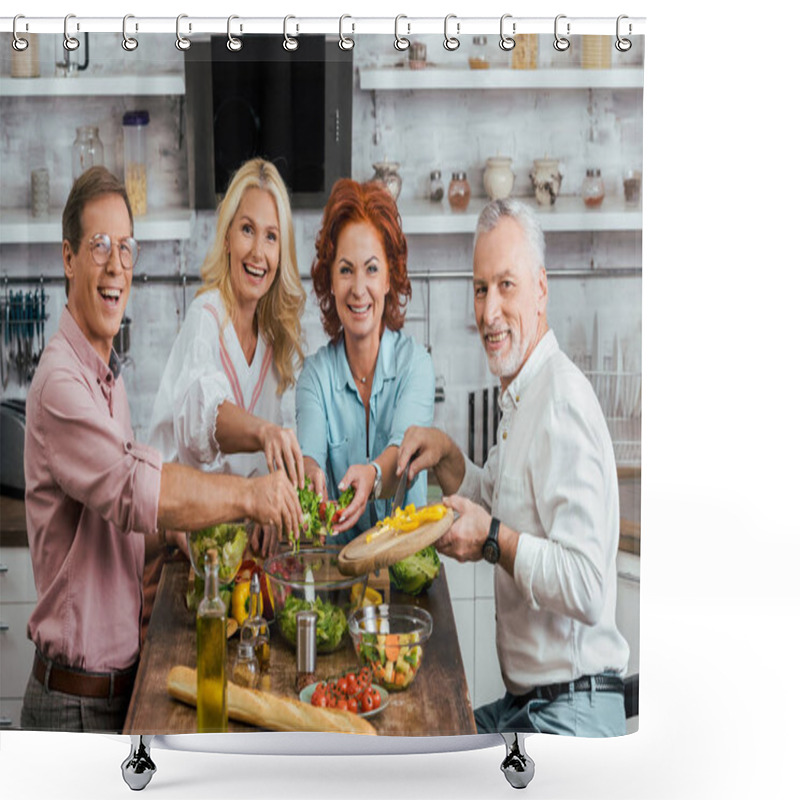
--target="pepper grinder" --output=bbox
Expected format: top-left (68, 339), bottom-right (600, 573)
top-left (295, 610), bottom-right (318, 692)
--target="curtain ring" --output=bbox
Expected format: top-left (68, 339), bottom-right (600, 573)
top-left (499, 14), bottom-right (515, 51)
top-left (339, 15), bottom-right (354, 51)
top-left (12, 15), bottom-right (29, 52)
top-left (394, 15), bottom-right (410, 51)
top-left (443, 14), bottom-right (460, 51)
top-left (122, 15), bottom-right (138, 51)
top-left (283, 15), bottom-right (298, 51)
top-left (64, 14), bottom-right (80, 51)
top-left (227, 15), bottom-right (242, 52)
top-left (615, 15), bottom-right (632, 52)
top-left (175, 14), bottom-right (191, 51)
top-left (553, 14), bottom-right (570, 52)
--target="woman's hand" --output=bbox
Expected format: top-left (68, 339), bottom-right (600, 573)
top-left (331, 463), bottom-right (376, 534)
top-left (260, 423), bottom-right (304, 488)
top-left (248, 523), bottom-right (281, 559)
top-left (304, 458), bottom-right (328, 502)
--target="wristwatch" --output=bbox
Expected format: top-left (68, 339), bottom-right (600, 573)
top-left (483, 517), bottom-right (501, 564)
top-left (369, 460), bottom-right (383, 500)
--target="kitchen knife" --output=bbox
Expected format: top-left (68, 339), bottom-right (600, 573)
top-left (390, 462), bottom-right (409, 516)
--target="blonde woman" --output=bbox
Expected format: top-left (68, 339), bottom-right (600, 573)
top-left (149, 159), bottom-right (306, 550)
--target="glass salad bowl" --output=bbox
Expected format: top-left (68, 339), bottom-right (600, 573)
top-left (186, 521), bottom-right (252, 585)
top-left (264, 547), bottom-right (368, 654)
top-left (348, 604), bottom-right (433, 691)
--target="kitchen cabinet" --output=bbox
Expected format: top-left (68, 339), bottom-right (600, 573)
top-left (0, 529), bottom-right (37, 730)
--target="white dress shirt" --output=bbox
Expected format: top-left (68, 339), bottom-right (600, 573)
top-left (459, 330), bottom-right (629, 694)
top-left (147, 289), bottom-right (294, 477)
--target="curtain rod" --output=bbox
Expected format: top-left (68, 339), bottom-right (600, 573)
top-left (2, 15), bottom-right (646, 38)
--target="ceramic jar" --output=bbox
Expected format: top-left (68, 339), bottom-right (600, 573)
top-left (530, 159), bottom-right (563, 207)
top-left (370, 161), bottom-right (402, 201)
top-left (483, 157), bottom-right (514, 201)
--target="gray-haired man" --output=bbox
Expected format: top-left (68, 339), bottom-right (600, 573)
top-left (398, 199), bottom-right (629, 736)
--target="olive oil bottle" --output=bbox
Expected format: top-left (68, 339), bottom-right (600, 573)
top-left (196, 548), bottom-right (228, 732)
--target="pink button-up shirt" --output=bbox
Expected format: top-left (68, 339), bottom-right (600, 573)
top-left (24, 308), bottom-right (162, 672)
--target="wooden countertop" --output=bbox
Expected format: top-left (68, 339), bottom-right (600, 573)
top-left (0, 495), bottom-right (28, 547)
top-left (124, 561), bottom-right (477, 737)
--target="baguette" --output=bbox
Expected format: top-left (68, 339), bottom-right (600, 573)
top-left (167, 665), bottom-right (377, 735)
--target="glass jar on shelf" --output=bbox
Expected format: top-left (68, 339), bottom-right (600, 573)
top-left (71, 126), bottom-right (104, 181)
top-left (581, 168), bottom-right (606, 208)
top-left (428, 170), bottom-right (444, 202)
top-left (448, 171), bottom-right (471, 211)
top-left (122, 110), bottom-right (149, 217)
top-left (469, 36), bottom-right (490, 70)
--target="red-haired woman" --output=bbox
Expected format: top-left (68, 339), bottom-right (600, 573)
top-left (296, 179), bottom-right (435, 542)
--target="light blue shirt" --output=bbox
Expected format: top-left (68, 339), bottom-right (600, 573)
top-left (296, 328), bottom-right (435, 542)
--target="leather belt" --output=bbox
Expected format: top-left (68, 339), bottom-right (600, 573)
top-left (33, 650), bottom-right (137, 700)
top-left (516, 674), bottom-right (624, 705)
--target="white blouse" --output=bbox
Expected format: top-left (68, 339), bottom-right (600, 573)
top-left (147, 289), bottom-right (295, 478)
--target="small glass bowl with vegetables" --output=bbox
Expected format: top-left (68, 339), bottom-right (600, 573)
top-left (264, 547), bottom-right (367, 654)
top-left (186, 521), bottom-right (252, 585)
top-left (348, 604), bottom-right (433, 691)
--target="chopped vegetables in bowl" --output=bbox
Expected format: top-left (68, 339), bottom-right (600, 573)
top-left (186, 522), bottom-right (251, 585)
top-left (264, 547), bottom-right (367, 653)
top-left (348, 604), bottom-right (433, 691)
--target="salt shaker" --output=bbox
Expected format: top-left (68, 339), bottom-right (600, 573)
top-left (295, 610), bottom-right (318, 692)
top-left (232, 639), bottom-right (260, 689)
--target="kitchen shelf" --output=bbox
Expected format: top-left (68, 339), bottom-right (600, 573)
top-left (397, 195), bottom-right (642, 235)
top-left (0, 74), bottom-right (185, 97)
top-left (359, 67), bottom-right (644, 91)
top-left (0, 208), bottom-right (195, 244)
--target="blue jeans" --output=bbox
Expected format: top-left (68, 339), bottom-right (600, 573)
top-left (474, 679), bottom-right (626, 738)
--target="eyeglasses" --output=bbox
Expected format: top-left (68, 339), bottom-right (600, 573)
top-left (87, 233), bottom-right (140, 270)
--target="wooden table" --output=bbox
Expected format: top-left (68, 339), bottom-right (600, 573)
top-left (124, 561), bottom-right (477, 737)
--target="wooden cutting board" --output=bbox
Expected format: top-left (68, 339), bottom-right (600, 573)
top-left (337, 508), bottom-right (454, 575)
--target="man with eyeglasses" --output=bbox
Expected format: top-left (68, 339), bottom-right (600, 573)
top-left (21, 167), bottom-right (303, 732)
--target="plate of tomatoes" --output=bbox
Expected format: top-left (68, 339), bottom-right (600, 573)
top-left (299, 666), bottom-right (389, 719)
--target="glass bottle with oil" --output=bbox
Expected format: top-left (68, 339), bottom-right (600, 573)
top-left (196, 548), bottom-right (228, 732)
top-left (240, 573), bottom-right (270, 689)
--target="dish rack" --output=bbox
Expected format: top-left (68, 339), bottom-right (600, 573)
top-left (582, 371), bottom-right (642, 467)
top-left (467, 369), bottom-right (641, 468)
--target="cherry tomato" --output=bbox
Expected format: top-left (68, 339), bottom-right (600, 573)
top-left (362, 692), bottom-right (375, 712)
top-left (337, 677), bottom-right (349, 694)
top-left (336, 699), bottom-right (348, 711)
top-left (346, 674), bottom-right (358, 695)
top-left (369, 688), bottom-right (381, 709)
top-left (347, 697), bottom-right (358, 714)
top-left (316, 695), bottom-right (328, 708)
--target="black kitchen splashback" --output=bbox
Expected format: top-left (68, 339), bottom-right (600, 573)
top-left (184, 35), bottom-right (352, 209)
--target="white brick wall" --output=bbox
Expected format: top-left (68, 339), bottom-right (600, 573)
top-left (1, 33), bottom-right (643, 449)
